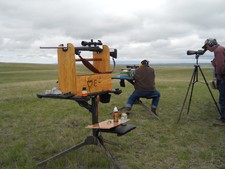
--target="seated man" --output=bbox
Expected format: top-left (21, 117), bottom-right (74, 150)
top-left (125, 59), bottom-right (160, 116)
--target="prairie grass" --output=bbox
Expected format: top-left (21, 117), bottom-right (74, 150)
top-left (0, 62), bottom-right (225, 169)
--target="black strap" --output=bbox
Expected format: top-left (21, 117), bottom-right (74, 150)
top-left (78, 54), bottom-right (115, 74)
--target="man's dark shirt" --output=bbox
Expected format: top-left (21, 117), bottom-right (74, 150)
top-left (134, 66), bottom-right (155, 91)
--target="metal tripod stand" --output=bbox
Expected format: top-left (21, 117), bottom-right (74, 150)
top-left (37, 93), bottom-right (123, 169)
top-left (177, 54), bottom-right (221, 123)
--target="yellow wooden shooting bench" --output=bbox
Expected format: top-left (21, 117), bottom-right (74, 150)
top-left (57, 42), bottom-right (112, 95)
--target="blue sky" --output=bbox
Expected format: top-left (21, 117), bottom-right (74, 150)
top-left (0, 0), bottom-right (225, 64)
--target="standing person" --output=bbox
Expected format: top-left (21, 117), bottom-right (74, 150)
top-left (125, 59), bottom-right (160, 116)
top-left (202, 38), bottom-right (225, 126)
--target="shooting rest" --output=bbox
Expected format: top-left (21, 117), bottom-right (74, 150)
top-left (112, 77), bottom-right (160, 120)
top-left (36, 89), bottom-right (136, 169)
top-left (57, 43), bottom-right (112, 96)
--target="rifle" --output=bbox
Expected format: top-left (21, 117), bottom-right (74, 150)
top-left (40, 40), bottom-right (117, 73)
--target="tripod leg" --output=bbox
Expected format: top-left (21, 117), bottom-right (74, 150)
top-left (37, 136), bottom-right (97, 166)
top-left (100, 136), bottom-right (121, 148)
top-left (186, 76), bottom-right (196, 117)
top-left (98, 136), bottom-right (123, 169)
top-left (198, 66), bottom-right (221, 115)
top-left (177, 67), bottom-right (197, 123)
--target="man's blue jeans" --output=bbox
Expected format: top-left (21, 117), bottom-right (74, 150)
top-left (218, 79), bottom-right (225, 122)
top-left (126, 90), bottom-right (160, 109)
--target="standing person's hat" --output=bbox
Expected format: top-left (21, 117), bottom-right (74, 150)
top-left (202, 38), bottom-right (218, 49)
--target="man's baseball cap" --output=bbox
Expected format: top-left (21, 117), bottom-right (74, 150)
top-left (202, 38), bottom-right (218, 49)
top-left (141, 60), bottom-right (149, 66)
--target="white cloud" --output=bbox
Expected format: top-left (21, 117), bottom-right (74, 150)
top-left (0, 0), bottom-right (225, 64)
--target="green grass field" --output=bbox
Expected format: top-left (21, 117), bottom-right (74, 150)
top-left (0, 62), bottom-right (225, 169)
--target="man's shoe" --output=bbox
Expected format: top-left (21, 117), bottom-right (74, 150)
top-left (125, 107), bottom-right (131, 111)
top-left (151, 108), bottom-right (159, 116)
top-left (125, 107), bottom-right (131, 115)
top-left (213, 119), bottom-right (225, 126)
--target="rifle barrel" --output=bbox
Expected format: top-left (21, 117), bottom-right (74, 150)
top-left (40, 46), bottom-right (103, 54)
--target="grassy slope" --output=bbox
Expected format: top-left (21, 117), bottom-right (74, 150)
top-left (0, 63), bottom-right (224, 169)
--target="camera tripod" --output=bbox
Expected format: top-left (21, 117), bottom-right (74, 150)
top-left (177, 54), bottom-right (221, 123)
